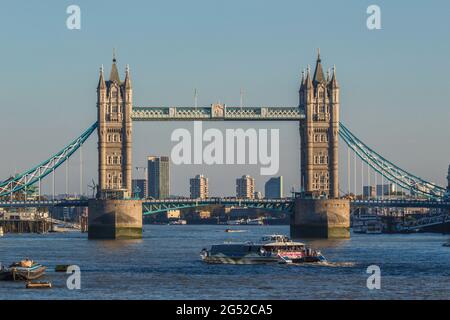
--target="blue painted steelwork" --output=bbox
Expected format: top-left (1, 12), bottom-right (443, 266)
top-left (339, 123), bottom-right (446, 200)
top-left (131, 106), bottom-right (304, 121)
top-left (0, 198), bottom-right (448, 211)
top-left (142, 198), bottom-right (295, 215)
top-left (0, 123), bottom-right (98, 197)
top-left (0, 199), bottom-right (88, 208)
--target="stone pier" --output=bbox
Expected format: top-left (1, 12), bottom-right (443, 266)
top-left (290, 198), bottom-right (350, 239)
top-left (88, 199), bottom-right (143, 239)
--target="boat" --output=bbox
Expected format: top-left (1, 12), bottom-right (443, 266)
top-left (225, 229), bottom-right (247, 233)
top-left (352, 214), bottom-right (383, 234)
top-left (169, 220), bottom-right (187, 225)
top-left (200, 234), bottom-right (326, 264)
top-left (26, 281), bottom-right (52, 289)
top-left (55, 264), bottom-right (70, 272)
top-left (5, 259), bottom-right (46, 281)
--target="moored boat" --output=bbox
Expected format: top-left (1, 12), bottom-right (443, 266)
top-left (5, 259), bottom-right (46, 281)
top-left (200, 234), bottom-right (326, 264)
top-left (26, 281), bottom-right (52, 289)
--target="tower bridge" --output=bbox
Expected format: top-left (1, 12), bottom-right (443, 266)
top-left (0, 51), bottom-right (447, 239)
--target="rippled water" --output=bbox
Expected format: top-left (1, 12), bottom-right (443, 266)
top-left (0, 225), bottom-right (449, 300)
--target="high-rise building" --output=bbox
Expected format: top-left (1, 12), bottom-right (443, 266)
top-left (363, 186), bottom-right (376, 199)
top-left (190, 174), bottom-right (209, 199)
top-left (236, 175), bottom-right (255, 199)
top-left (376, 184), bottom-right (396, 197)
top-left (147, 156), bottom-right (170, 199)
top-left (132, 179), bottom-right (147, 199)
top-left (299, 50), bottom-right (339, 199)
top-left (265, 176), bottom-right (283, 199)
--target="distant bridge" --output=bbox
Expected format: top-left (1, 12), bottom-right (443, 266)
top-left (1, 198), bottom-right (449, 213)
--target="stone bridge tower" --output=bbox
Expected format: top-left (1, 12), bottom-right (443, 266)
top-left (96, 54), bottom-right (133, 198)
top-left (292, 50), bottom-right (349, 239)
top-left (89, 54), bottom-right (142, 240)
top-left (299, 50), bottom-right (339, 199)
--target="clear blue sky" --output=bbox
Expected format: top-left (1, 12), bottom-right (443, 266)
top-left (0, 0), bottom-right (449, 196)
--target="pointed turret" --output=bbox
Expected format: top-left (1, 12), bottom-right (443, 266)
top-left (109, 50), bottom-right (121, 84)
top-left (305, 65), bottom-right (313, 89)
top-left (330, 65), bottom-right (339, 88)
top-left (97, 65), bottom-right (106, 90)
top-left (124, 64), bottom-right (132, 89)
top-left (299, 70), bottom-right (305, 92)
top-left (312, 49), bottom-right (325, 86)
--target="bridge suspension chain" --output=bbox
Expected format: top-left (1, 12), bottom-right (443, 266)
top-left (0, 122), bottom-right (98, 198)
top-left (339, 123), bottom-right (445, 199)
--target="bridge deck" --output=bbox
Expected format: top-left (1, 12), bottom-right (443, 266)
top-left (131, 106), bottom-right (305, 121)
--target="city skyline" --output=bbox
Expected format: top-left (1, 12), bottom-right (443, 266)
top-left (0, 1), bottom-right (449, 197)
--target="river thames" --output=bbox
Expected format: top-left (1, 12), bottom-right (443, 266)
top-left (0, 225), bottom-right (449, 300)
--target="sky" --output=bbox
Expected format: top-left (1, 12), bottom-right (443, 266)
top-left (0, 0), bottom-right (449, 197)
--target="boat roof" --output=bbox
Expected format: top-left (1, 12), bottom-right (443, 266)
top-left (263, 241), bottom-right (305, 246)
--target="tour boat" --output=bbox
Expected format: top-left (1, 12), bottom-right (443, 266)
top-left (1, 260), bottom-right (46, 281)
top-left (200, 234), bottom-right (326, 264)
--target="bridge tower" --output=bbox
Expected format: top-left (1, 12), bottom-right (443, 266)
top-left (299, 50), bottom-right (339, 198)
top-left (97, 54), bottom-right (133, 197)
top-left (89, 53), bottom-right (142, 239)
top-left (292, 50), bottom-right (350, 239)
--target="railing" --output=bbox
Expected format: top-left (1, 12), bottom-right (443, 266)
top-left (131, 106), bottom-right (304, 121)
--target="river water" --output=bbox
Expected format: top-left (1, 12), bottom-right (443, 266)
top-left (0, 225), bottom-right (449, 300)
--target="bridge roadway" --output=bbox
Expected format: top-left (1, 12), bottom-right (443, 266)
top-left (0, 198), bottom-right (449, 212)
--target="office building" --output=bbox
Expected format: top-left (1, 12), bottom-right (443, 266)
top-left (265, 176), bottom-right (283, 199)
top-left (148, 156), bottom-right (170, 199)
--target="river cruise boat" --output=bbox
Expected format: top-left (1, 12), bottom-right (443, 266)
top-left (200, 235), bottom-right (326, 264)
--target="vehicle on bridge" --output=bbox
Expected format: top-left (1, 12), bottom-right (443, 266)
top-left (200, 235), bottom-right (326, 264)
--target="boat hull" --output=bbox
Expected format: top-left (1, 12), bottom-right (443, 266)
top-left (10, 265), bottom-right (46, 281)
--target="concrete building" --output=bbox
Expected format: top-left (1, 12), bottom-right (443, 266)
top-left (132, 179), bottom-right (147, 199)
top-left (265, 176), bottom-right (283, 199)
top-left (190, 174), bottom-right (209, 199)
top-left (376, 184), bottom-right (396, 197)
top-left (167, 210), bottom-right (181, 220)
top-left (147, 156), bottom-right (170, 199)
top-left (363, 185), bottom-right (376, 199)
top-left (236, 175), bottom-right (255, 199)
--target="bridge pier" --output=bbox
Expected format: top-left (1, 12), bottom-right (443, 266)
top-left (290, 198), bottom-right (350, 239)
top-left (88, 199), bottom-right (143, 239)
